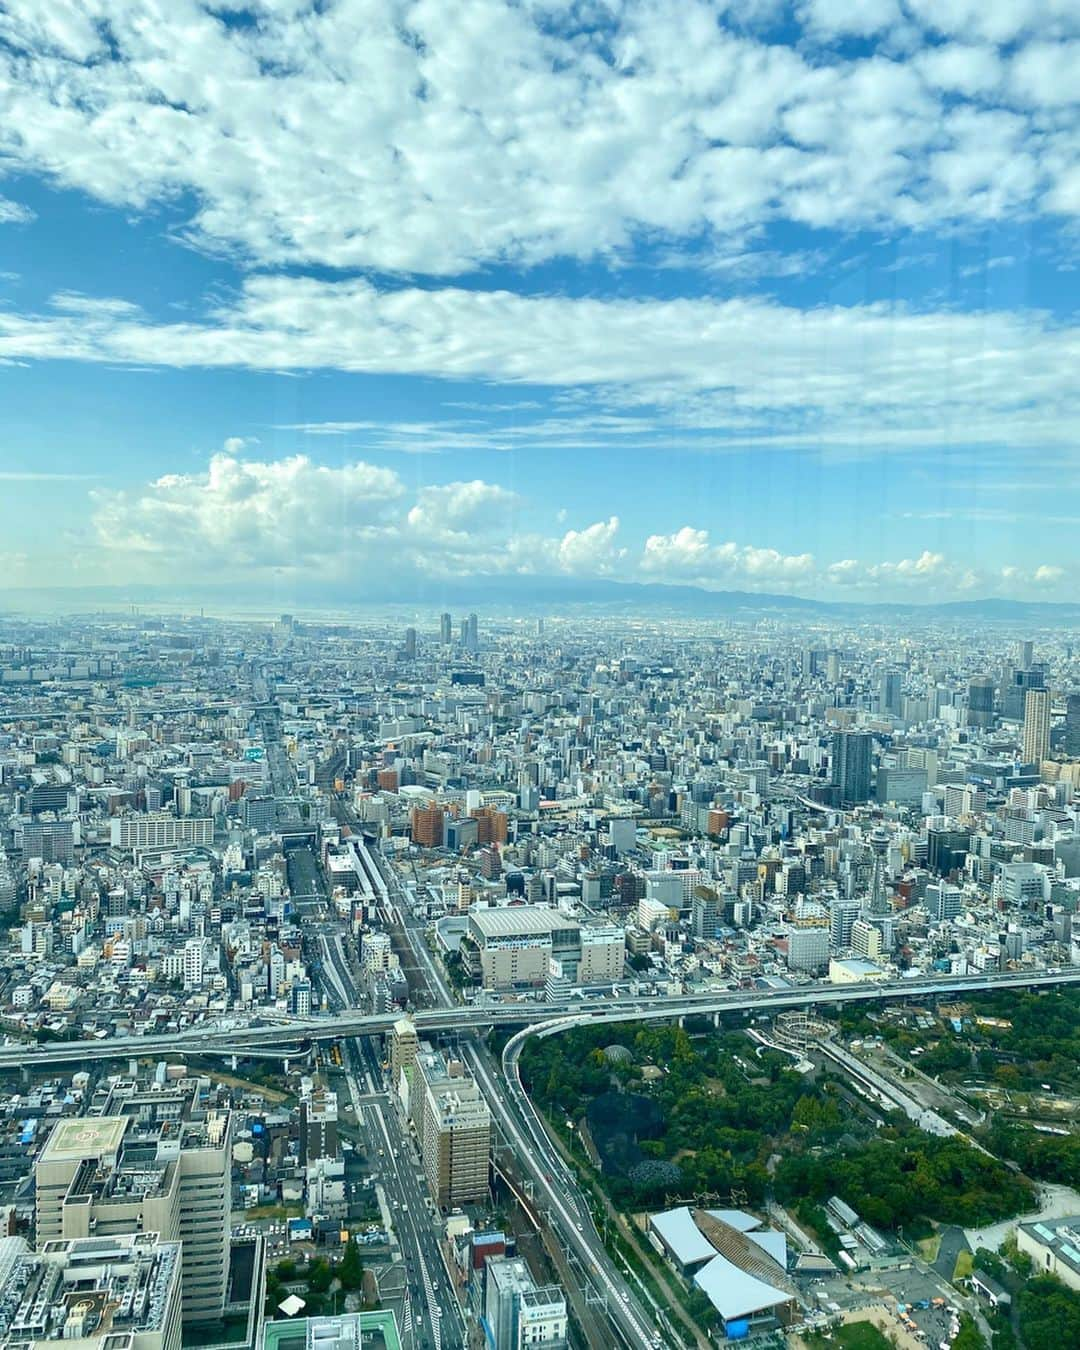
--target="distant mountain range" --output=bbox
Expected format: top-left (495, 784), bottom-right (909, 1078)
top-left (2, 577), bottom-right (1080, 622)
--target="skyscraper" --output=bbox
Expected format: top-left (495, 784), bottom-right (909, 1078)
top-left (1022, 687), bottom-right (1051, 765)
top-left (877, 668), bottom-right (902, 717)
top-left (440, 611), bottom-right (452, 644)
top-left (467, 611), bottom-right (479, 651)
top-left (1004, 663), bottom-right (1045, 720)
top-left (831, 730), bottom-right (872, 805)
top-left (967, 675), bottom-right (996, 729)
top-left (1066, 692), bottom-right (1080, 758)
top-left (404, 626), bottom-right (417, 660)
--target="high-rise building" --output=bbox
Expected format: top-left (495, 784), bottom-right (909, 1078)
top-left (786, 926), bottom-right (829, 972)
top-left (404, 626), bottom-right (417, 660)
top-left (405, 1044), bottom-right (491, 1208)
top-left (831, 731), bottom-right (872, 805)
top-left (1023, 687), bottom-right (1051, 765)
top-left (877, 668), bottom-right (902, 717)
top-left (1067, 693), bottom-right (1080, 758)
top-left (967, 676), bottom-right (996, 729)
top-left (1004, 664), bottom-right (1045, 721)
top-left (691, 887), bottom-right (720, 940)
top-left (829, 895), bottom-right (861, 949)
top-left (389, 1016), bottom-right (419, 1092)
top-left (0, 1232), bottom-right (183, 1350)
top-left (440, 611), bottom-right (452, 644)
top-left (467, 612), bottom-right (479, 652)
top-left (35, 1096), bottom-right (232, 1323)
top-left (410, 802), bottom-right (444, 848)
top-left (20, 819), bottom-right (76, 866)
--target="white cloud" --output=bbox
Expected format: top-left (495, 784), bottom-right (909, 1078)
top-left (642, 527), bottom-right (816, 589)
top-left (406, 480), bottom-right (520, 535)
top-left (91, 449), bottom-right (405, 568)
top-left (555, 518), bottom-right (625, 576)
top-left (0, 1), bottom-right (1078, 274)
top-left (3, 278), bottom-right (1080, 454)
top-left (81, 449), bottom-right (1075, 600)
top-left (0, 196), bottom-right (34, 225)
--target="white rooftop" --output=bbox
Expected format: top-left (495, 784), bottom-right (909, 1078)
top-left (693, 1252), bottom-right (790, 1322)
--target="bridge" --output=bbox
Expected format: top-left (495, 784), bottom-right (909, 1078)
top-left (3, 967), bottom-right (1077, 1071)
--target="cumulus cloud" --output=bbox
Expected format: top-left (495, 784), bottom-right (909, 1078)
top-left (83, 450), bottom-right (1073, 599)
top-left (406, 480), bottom-right (520, 535)
top-left (0, 1), bottom-right (1078, 275)
top-left (91, 451), bottom-right (405, 569)
top-left (643, 527), bottom-right (816, 589)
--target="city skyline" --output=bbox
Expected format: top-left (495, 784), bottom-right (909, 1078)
top-left (2, 2), bottom-right (1079, 602)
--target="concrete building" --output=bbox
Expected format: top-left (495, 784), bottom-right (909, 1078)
top-left (403, 1044), bottom-right (491, 1209)
top-left (828, 957), bottom-right (888, 984)
top-left (34, 1094), bottom-right (232, 1324)
top-left (465, 907), bottom-right (581, 990)
top-left (299, 1086), bottom-right (338, 1165)
top-left (483, 1257), bottom-right (567, 1350)
top-left (1016, 1217), bottom-right (1080, 1292)
top-left (109, 815), bottom-right (213, 851)
top-left (389, 1016), bottom-right (418, 1094)
top-left (786, 926), bottom-right (829, 973)
top-left (1023, 688), bottom-right (1052, 766)
top-left (0, 1232), bottom-right (182, 1350)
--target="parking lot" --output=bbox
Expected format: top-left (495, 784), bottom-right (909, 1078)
top-left (872, 1266), bottom-right (963, 1346)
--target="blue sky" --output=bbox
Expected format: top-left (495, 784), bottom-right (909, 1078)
top-left (1, 0), bottom-right (1078, 602)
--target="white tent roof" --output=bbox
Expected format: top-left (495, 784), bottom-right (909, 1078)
top-left (693, 1253), bottom-right (789, 1322)
top-left (649, 1207), bottom-right (717, 1267)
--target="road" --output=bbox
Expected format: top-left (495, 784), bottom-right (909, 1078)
top-left (344, 1037), bottom-right (465, 1350)
top-left (6, 967), bottom-right (1079, 1069)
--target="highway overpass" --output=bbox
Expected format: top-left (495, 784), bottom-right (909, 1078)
top-left (2, 966), bottom-right (1078, 1071)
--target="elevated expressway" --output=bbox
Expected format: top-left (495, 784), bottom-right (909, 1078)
top-left (4, 967), bottom-right (1078, 1072)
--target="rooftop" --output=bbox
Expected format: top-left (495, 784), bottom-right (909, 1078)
top-left (39, 1117), bottom-right (127, 1165)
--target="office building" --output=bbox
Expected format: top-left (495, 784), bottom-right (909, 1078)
top-left (786, 926), bottom-right (829, 973)
top-left (1066, 693), bottom-right (1080, 758)
top-left (466, 613), bottom-right (479, 652)
top-left (829, 895), bottom-right (860, 949)
top-left (1004, 663), bottom-right (1045, 721)
top-left (691, 888), bottom-right (720, 941)
top-left (261, 1313), bottom-right (403, 1350)
top-left (1023, 687), bottom-right (1051, 765)
top-left (877, 668), bottom-right (902, 717)
top-left (967, 676), bottom-right (996, 729)
top-left (35, 1095), bottom-right (232, 1323)
top-left (484, 1257), bottom-right (568, 1350)
top-left (0, 1232), bottom-right (182, 1350)
top-left (875, 764), bottom-right (927, 805)
top-left (927, 826), bottom-right (970, 875)
top-left (404, 627), bottom-right (417, 661)
top-left (440, 612), bottom-right (452, 644)
top-left (831, 731), bottom-right (872, 805)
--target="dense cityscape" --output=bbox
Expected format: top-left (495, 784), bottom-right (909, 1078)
top-left (0, 607), bottom-right (1077, 1350)
top-left (3, 4), bottom-right (1080, 1350)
